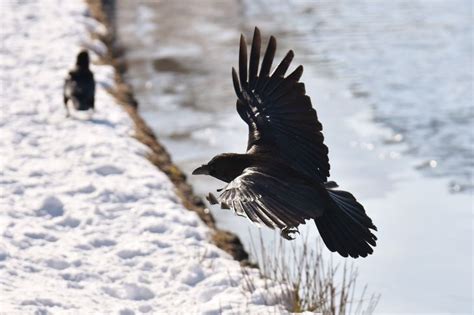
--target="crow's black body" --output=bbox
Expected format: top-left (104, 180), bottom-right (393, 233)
top-left (63, 51), bottom-right (95, 115)
top-left (193, 28), bottom-right (377, 258)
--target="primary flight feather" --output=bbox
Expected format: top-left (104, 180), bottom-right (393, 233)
top-left (193, 27), bottom-right (377, 258)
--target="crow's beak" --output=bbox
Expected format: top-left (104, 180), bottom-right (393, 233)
top-left (192, 164), bottom-right (210, 175)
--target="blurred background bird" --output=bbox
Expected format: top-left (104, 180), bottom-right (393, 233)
top-left (193, 27), bottom-right (377, 258)
top-left (63, 50), bottom-right (95, 117)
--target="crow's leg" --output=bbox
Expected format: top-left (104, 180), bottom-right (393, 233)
top-left (64, 98), bottom-right (70, 117)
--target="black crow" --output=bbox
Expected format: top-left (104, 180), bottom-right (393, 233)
top-left (192, 28), bottom-right (377, 258)
top-left (63, 50), bottom-right (95, 116)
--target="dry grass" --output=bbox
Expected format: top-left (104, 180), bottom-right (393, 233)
top-left (242, 231), bottom-right (380, 314)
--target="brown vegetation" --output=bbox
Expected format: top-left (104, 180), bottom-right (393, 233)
top-left (84, 0), bottom-right (248, 263)
top-left (243, 232), bottom-right (380, 313)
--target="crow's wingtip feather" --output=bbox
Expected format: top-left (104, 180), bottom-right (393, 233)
top-left (253, 27), bottom-right (261, 36)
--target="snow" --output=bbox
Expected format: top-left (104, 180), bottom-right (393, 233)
top-left (0, 1), bottom-right (289, 313)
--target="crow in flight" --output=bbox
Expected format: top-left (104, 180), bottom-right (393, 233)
top-left (192, 28), bottom-right (377, 258)
top-left (63, 50), bottom-right (95, 117)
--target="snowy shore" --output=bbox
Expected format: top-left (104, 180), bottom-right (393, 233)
top-left (0, 1), bottom-right (288, 313)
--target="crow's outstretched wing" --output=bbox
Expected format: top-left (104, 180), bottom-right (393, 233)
top-left (211, 166), bottom-right (377, 257)
top-left (214, 167), bottom-right (325, 229)
top-left (232, 28), bottom-right (330, 182)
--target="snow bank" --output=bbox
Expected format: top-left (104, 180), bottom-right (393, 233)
top-left (0, 1), bottom-right (288, 313)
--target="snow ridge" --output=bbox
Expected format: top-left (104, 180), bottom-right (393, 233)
top-left (0, 1), bottom-right (287, 313)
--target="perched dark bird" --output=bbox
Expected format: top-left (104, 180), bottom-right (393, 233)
top-left (63, 50), bottom-right (95, 116)
top-left (192, 28), bottom-right (377, 258)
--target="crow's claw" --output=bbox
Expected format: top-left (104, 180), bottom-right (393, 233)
top-left (281, 226), bottom-right (299, 240)
top-left (206, 193), bottom-right (219, 205)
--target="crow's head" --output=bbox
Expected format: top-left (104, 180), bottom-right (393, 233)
top-left (192, 153), bottom-right (249, 183)
top-left (192, 154), bottom-right (227, 177)
top-left (76, 50), bottom-right (90, 69)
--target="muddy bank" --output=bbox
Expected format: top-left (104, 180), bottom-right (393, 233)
top-left (85, 0), bottom-right (249, 263)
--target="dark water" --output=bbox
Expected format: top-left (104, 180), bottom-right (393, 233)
top-left (116, 0), bottom-right (473, 312)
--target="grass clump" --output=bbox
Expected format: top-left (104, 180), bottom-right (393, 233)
top-left (242, 231), bottom-right (380, 314)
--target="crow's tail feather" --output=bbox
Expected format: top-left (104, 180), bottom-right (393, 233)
top-left (315, 188), bottom-right (377, 258)
top-left (70, 96), bottom-right (94, 111)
